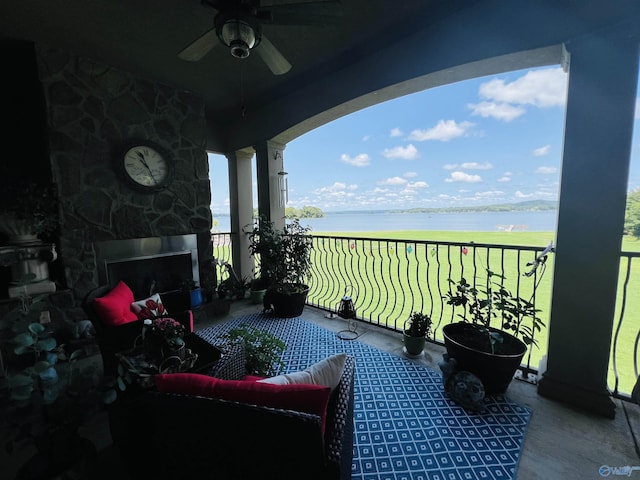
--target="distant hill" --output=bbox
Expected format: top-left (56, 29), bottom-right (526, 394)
top-left (330, 200), bottom-right (558, 215)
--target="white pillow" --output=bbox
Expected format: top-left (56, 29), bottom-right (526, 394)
top-left (259, 353), bottom-right (347, 391)
top-left (130, 293), bottom-right (169, 319)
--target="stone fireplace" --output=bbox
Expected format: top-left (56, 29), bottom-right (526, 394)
top-left (31, 46), bottom-right (213, 302)
top-left (94, 234), bottom-right (200, 300)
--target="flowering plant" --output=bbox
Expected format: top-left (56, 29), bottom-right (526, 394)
top-left (150, 317), bottom-right (185, 348)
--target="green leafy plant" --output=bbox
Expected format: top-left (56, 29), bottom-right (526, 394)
top-left (404, 312), bottom-right (432, 337)
top-left (247, 216), bottom-right (313, 294)
top-left (443, 243), bottom-right (553, 353)
top-left (0, 291), bottom-right (113, 463)
top-left (217, 325), bottom-right (286, 377)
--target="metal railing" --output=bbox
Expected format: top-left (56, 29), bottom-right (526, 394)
top-left (211, 231), bottom-right (640, 396)
top-left (306, 235), bottom-right (552, 380)
top-left (611, 251), bottom-right (640, 398)
top-left (212, 232), bottom-right (234, 286)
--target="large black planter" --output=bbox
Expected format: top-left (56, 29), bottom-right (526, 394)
top-left (442, 322), bottom-right (527, 394)
top-left (264, 283), bottom-right (309, 318)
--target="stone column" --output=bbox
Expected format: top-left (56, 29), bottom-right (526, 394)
top-left (537, 32), bottom-right (639, 417)
top-left (254, 140), bottom-right (286, 230)
top-left (227, 149), bottom-right (255, 282)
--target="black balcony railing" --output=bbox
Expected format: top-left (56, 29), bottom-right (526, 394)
top-left (306, 235), bottom-right (552, 380)
top-left (611, 251), bottom-right (640, 399)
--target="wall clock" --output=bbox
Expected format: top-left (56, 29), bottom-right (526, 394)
top-left (118, 140), bottom-right (174, 192)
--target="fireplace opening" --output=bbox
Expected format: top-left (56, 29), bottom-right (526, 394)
top-left (95, 234), bottom-right (199, 300)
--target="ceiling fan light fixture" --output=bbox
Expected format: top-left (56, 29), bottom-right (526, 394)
top-left (218, 16), bottom-right (261, 59)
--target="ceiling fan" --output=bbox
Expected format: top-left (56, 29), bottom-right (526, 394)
top-left (178, 0), bottom-right (343, 75)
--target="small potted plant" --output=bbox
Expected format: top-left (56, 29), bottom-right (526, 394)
top-left (247, 216), bottom-right (313, 318)
top-left (217, 324), bottom-right (286, 377)
top-left (181, 279), bottom-right (203, 309)
top-left (403, 312), bottom-right (432, 356)
top-left (442, 243), bottom-right (553, 393)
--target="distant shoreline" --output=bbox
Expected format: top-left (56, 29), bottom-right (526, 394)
top-left (212, 200), bottom-right (558, 217)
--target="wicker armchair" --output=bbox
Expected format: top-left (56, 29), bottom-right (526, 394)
top-left (82, 284), bottom-right (194, 377)
top-left (110, 355), bottom-right (355, 480)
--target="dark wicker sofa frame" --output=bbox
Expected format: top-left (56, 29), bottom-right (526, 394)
top-left (110, 355), bottom-right (355, 480)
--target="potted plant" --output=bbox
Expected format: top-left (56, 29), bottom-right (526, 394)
top-left (403, 312), bottom-right (432, 356)
top-left (442, 244), bottom-right (552, 394)
top-left (0, 293), bottom-right (111, 478)
top-left (249, 276), bottom-right (270, 305)
top-left (181, 279), bottom-right (203, 309)
top-left (199, 258), bottom-right (217, 303)
top-left (215, 259), bottom-right (249, 301)
top-left (247, 216), bottom-right (313, 318)
top-left (217, 324), bottom-right (286, 377)
top-left (0, 180), bottom-right (59, 244)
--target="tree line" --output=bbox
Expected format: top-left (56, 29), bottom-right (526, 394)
top-left (251, 206), bottom-right (325, 219)
top-left (625, 188), bottom-right (640, 237)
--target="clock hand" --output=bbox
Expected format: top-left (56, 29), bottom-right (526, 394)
top-left (136, 152), bottom-right (158, 183)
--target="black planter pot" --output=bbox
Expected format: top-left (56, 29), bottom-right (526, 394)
top-left (442, 322), bottom-right (527, 394)
top-left (264, 283), bottom-right (309, 318)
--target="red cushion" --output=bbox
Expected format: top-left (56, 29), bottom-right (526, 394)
top-left (92, 281), bottom-right (139, 326)
top-left (155, 373), bottom-right (331, 431)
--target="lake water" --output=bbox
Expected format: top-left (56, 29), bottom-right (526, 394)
top-left (213, 210), bottom-right (558, 233)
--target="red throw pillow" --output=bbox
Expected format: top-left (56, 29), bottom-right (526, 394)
top-left (92, 281), bottom-right (139, 326)
top-left (155, 373), bottom-right (331, 431)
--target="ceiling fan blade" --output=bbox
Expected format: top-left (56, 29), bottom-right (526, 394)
top-left (256, 35), bottom-right (292, 75)
top-left (258, 1), bottom-right (343, 26)
top-left (178, 28), bottom-right (219, 62)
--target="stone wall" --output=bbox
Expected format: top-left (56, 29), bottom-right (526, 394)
top-left (37, 47), bottom-right (212, 301)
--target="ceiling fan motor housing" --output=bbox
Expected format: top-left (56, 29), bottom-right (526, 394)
top-left (215, 10), bottom-right (262, 58)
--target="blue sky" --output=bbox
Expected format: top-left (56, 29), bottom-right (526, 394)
top-left (210, 64), bottom-right (640, 214)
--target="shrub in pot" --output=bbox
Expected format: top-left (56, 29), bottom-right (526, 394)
top-left (403, 312), bottom-right (432, 356)
top-left (247, 216), bottom-right (313, 318)
top-left (442, 244), bottom-right (552, 394)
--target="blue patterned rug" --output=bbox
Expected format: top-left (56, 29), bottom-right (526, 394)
top-left (196, 314), bottom-right (531, 480)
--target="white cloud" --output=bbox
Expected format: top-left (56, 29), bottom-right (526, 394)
top-left (404, 171), bottom-right (418, 178)
top-left (469, 67), bottom-right (567, 122)
top-left (445, 171), bottom-right (482, 183)
top-left (533, 145), bottom-right (551, 157)
top-left (378, 176), bottom-right (408, 186)
top-left (460, 162), bottom-right (493, 170)
top-left (476, 190), bottom-right (504, 197)
top-left (407, 181), bottom-right (429, 189)
top-left (408, 120), bottom-right (474, 142)
top-left (468, 101), bottom-right (526, 121)
top-left (498, 175), bottom-right (512, 182)
top-left (443, 163), bottom-right (458, 170)
top-left (313, 182), bottom-right (358, 195)
top-left (382, 144), bottom-right (419, 160)
top-left (362, 135), bottom-right (371, 142)
top-left (390, 127), bottom-right (403, 137)
top-left (536, 166), bottom-right (558, 174)
top-left (515, 191), bottom-right (535, 198)
top-left (479, 67), bottom-right (567, 108)
top-left (340, 153), bottom-right (370, 167)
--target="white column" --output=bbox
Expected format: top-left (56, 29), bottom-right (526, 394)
top-left (255, 140), bottom-right (286, 230)
top-left (227, 149), bottom-right (255, 282)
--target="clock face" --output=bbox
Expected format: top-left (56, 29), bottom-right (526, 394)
top-left (120, 142), bottom-right (173, 191)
